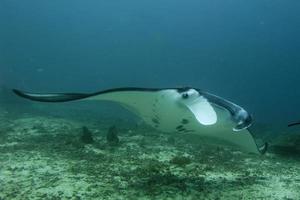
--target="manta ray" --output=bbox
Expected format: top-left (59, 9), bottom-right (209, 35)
top-left (13, 87), bottom-right (268, 154)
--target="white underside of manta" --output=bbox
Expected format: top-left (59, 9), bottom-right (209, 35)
top-left (13, 87), bottom-right (267, 154)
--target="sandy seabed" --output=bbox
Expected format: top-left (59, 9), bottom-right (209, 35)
top-left (0, 109), bottom-right (299, 200)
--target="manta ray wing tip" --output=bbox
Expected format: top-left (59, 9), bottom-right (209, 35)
top-left (258, 142), bottom-right (268, 155)
top-left (12, 89), bottom-right (27, 98)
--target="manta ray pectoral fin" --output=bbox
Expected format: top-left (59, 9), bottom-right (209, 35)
top-left (258, 142), bottom-right (268, 154)
top-left (184, 96), bottom-right (217, 125)
top-left (12, 89), bottom-right (90, 102)
top-left (245, 127), bottom-right (268, 154)
top-left (288, 121), bottom-right (300, 127)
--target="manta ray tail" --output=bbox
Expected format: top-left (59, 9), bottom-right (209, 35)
top-left (12, 89), bottom-right (91, 102)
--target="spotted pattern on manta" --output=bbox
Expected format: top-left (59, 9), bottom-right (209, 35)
top-left (181, 118), bottom-right (189, 124)
top-left (175, 123), bottom-right (195, 133)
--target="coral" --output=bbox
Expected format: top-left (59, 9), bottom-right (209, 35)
top-left (106, 126), bottom-right (119, 146)
top-left (170, 156), bottom-right (192, 167)
top-left (1, 115), bottom-right (300, 199)
top-left (80, 126), bottom-right (94, 144)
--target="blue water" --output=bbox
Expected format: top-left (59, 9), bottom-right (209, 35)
top-left (1, 2), bottom-right (300, 199)
top-left (1, 0), bottom-right (300, 124)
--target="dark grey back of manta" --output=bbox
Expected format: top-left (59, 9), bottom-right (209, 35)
top-left (13, 87), bottom-right (268, 154)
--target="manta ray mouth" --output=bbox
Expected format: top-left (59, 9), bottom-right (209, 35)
top-left (12, 87), bottom-right (267, 154)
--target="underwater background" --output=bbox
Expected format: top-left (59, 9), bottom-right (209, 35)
top-left (1, 0), bottom-right (300, 199)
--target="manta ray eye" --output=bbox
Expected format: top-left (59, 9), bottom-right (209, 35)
top-left (182, 93), bottom-right (189, 99)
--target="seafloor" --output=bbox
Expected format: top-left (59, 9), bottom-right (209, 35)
top-left (0, 103), bottom-right (300, 200)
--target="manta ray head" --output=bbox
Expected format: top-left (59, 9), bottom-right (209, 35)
top-left (176, 87), bottom-right (253, 130)
top-left (176, 88), bottom-right (218, 126)
top-left (178, 88), bottom-right (199, 100)
top-left (232, 109), bottom-right (253, 131)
